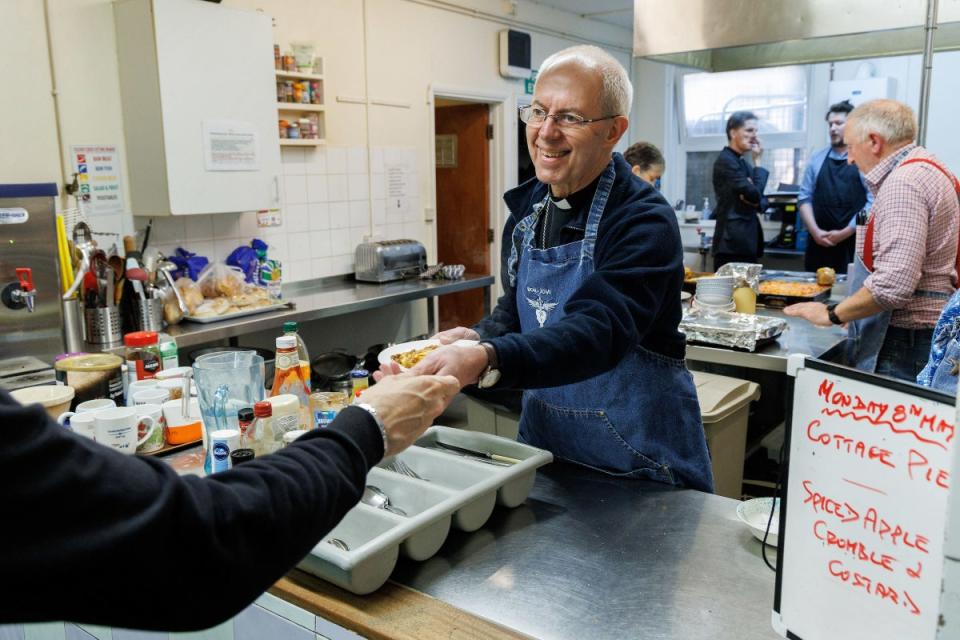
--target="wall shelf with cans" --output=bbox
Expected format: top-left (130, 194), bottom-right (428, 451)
top-left (275, 58), bottom-right (325, 144)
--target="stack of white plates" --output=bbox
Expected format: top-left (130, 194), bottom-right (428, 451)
top-left (695, 276), bottom-right (735, 305)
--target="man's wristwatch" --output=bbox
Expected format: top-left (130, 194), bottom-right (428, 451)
top-left (477, 341), bottom-right (501, 389)
top-left (826, 303), bottom-right (843, 325)
top-left (353, 402), bottom-right (389, 454)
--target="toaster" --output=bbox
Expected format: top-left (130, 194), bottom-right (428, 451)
top-left (354, 239), bottom-right (427, 283)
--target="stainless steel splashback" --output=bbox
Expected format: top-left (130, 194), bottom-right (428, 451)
top-left (0, 184), bottom-right (64, 363)
top-left (634, 0), bottom-right (960, 70)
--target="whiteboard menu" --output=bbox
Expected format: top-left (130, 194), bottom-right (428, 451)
top-left (776, 358), bottom-right (956, 640)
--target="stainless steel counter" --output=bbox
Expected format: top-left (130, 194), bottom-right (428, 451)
top-left (391, 462), bottom-right (780, 640)
top-left (149, 274), bottom-right (494, 349)
top-left (685, 306), bottom-right (846, 372)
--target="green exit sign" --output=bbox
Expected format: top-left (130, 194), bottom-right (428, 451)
top-left (524, 70), bottom-right (537, 95)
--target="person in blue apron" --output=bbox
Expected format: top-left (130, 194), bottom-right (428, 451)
top-left (798, 100), bottom-right (873, 274)
top-left (395, 46), bottom-right (713, 492)
top-left (785, 99), bottom-right (960, 383)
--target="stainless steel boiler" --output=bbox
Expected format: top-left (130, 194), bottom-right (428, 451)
top-left (0, 184), bottom-right (64, 364)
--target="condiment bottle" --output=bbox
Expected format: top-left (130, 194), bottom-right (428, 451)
top-left (271, 335), bottom-right (310, 428)
top-left (733, 286), bottom-right (757, 314)
top-left (310, 390), bottom-right (349, 428)
top-left (351, 367), bottom-right (369, 400)
top-left (250, 401), bottom-right (273, 457)
top-left (267, 393), bottom-right (302, 448)
top-left (283, 321), bottom-right (312, 392)
top-left (237, 407), bottom-right (254, 446)
top-left (124, 331), bottom-right (162, 386)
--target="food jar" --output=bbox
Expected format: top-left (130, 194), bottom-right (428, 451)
top-left (287, 122), bottom-right (300, 139)
top-left (54, 353), bottom-right (125, 409)
top-left (279, 119), bottom-right (289, 139)
top-left (124, 331), bottom-right (162, 385)
top-left (298, 118), bottom-right (312, 139)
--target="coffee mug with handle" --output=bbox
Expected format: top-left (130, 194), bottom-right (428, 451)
top-left (94, 406), bottom-right (158, 455)
top-left (126, 379), bottom-right (158, 406)
top-left (133, 388), bottom-right (170, 407)
top-left (57, 398), bottom-right (116, 427)
top-left (69, 412), bottom-right (98, 441)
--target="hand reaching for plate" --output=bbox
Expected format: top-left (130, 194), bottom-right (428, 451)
top-left (410, 342), bottom-right (488, 388)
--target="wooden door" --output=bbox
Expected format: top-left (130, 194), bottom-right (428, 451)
top-left (435, 103), bottom-right (490, 330)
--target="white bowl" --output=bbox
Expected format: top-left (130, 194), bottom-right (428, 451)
top-left (11, 385), bottom-right (76, 420)
top-left (737, 497), bottom-right (780, 546)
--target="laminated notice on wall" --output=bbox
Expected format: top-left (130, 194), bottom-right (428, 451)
top-left (71, 145), bottom-right (125, 215)
top-left (202, 120), bottom-right (259, 171)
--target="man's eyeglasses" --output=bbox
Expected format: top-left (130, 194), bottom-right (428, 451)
top-left (519, 106), bottom-right (619, 129)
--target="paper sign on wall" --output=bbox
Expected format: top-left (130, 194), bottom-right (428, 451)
top-left (385, 163), bottom-right (409, 215)
top-left (71, 145), bottom-right (125, 215)
top-left (202, 120), bottom-right (259, 171)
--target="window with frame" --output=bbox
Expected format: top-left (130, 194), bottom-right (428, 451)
top-left (680, 66), bottom-right (809, 210)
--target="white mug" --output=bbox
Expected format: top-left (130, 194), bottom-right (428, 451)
top-left (158, 378), bottom-right (185, 401)
top-left (94, 406), bottom-right (158, 455)
top-left (126, 379), bottom-right (158, 406)
top-left (69, 412), bottom-right (97, 441)
top-left (57, 398), bottom-right (116, 426)
top-left (136, 403), bottom-right (166, 453)
top-left (133, 388), bottom-right (170, 406)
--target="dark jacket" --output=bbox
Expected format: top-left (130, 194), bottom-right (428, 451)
top-left (711, 146), bottom-right (770, 258)
top-left (475, 153), bottom-right (688, 389)
top-left (0, 390), bottom-right (383, 631)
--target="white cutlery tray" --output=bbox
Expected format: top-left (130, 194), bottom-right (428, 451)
top-left (297, 426), bottom-right (553, 594)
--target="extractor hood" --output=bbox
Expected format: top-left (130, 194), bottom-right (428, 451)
top-left (633, 0), bottom-right (960, 71)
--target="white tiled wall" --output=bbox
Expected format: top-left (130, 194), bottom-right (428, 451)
top-left (146, 146), bottom-right (423, 284)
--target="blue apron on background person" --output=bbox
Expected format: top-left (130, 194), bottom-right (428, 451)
top-left (510, 160), bottom-right (714, 493)
top-left (805, 156), bottom-right (866, 274)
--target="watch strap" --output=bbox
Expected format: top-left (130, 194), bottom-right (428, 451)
top-left (826, 303), bottom-right (842, 325)
top-left (352, 402), bottom-right (389, 456)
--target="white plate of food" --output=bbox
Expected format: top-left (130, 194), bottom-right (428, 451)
top-left (736, 497), bottom-right (780, 546)
top-left (378, 339), bottom-right (478, 371)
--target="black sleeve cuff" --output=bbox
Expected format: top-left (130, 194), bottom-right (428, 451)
top-left (328, 406), bottom-right (386, 466)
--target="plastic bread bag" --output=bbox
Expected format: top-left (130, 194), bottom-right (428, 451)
top-left (175, 277), bottom-right (204, 315)
top-left (197, 262), bottom-right (246, 299)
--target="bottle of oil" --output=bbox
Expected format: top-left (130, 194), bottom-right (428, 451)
top-left (282, 321), bottom-right (311, 393)
top-left (271, 335), bottom-right (311, 428)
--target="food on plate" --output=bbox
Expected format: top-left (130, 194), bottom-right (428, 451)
top-left (391, 344), bottom-right (439, 368)
top-left (684, 265), bottom-right (693, 279)
top-left (192, 297), bottom-right (231, 318)
top-left (816, 267), bottom-right (836, 286)
top-left (758, 281), bottom-right (830, 297)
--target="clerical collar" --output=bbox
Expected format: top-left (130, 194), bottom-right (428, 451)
top-left (549, 173), bottom-right (602, 212)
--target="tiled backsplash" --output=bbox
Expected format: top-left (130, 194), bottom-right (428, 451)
top-left (145, 146), bottom-right (423, 283)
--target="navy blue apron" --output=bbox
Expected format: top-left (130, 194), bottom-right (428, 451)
top-left (511, 160), bottom-right (714, 492)
top-left (804, 156), bottom-right (866, 274)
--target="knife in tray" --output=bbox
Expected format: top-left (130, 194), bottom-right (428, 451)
top-left (432, 441), bottom-right (521, 465)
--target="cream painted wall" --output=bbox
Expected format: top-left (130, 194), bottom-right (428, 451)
top-left (0, 1), bottom-right (60, 184)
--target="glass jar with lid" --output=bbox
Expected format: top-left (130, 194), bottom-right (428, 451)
top-left (124, 331), bottom-right (162, 385)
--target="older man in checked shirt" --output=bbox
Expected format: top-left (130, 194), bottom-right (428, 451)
top-left (786, 99), bottom-right (960, 382)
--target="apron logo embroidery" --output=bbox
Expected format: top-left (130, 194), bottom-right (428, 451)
top-left (525, 295), bottom-right (557, 328)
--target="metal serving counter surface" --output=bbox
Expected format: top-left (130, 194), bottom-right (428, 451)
top-left (685, 306), bottom-right (846, 372)
top-left (390, 462), bottom-right (779, 640)
top-left (154, 274), bottom-right (494, 349)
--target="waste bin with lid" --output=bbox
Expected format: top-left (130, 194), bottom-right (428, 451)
top-left (691, 371), bottom-right (761, 498)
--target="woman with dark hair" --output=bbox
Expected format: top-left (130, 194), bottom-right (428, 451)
top-left (711, 111), bottom-right (769, 269)
top-left (624, 141), bottom-right (664, 190)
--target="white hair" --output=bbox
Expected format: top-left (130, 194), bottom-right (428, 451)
top-left (536, 45), bottom-right (633, 117)
top-left (846, 99), bottom-right (917, 146)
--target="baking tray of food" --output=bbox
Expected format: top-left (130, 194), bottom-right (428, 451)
top-left (757, 280), bottom-right (831, 308)
top-left (680, 311), bottom-right (787, 351)
top-left (182, 300), bottom-right (291, 323)
top-left (297, 426), bottom-right (553, 594)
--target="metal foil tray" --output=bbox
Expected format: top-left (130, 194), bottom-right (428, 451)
top-left (297, 426), bottom-right (553, 594)
top-left (680, 311), bottom-right (787, 351)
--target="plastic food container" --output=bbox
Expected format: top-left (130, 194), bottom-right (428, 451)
top-left (10, 385), bottom-right (76, 420)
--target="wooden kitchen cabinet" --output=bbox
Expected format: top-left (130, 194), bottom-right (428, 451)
top-left (114, 0), bottom-right (281, 216)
